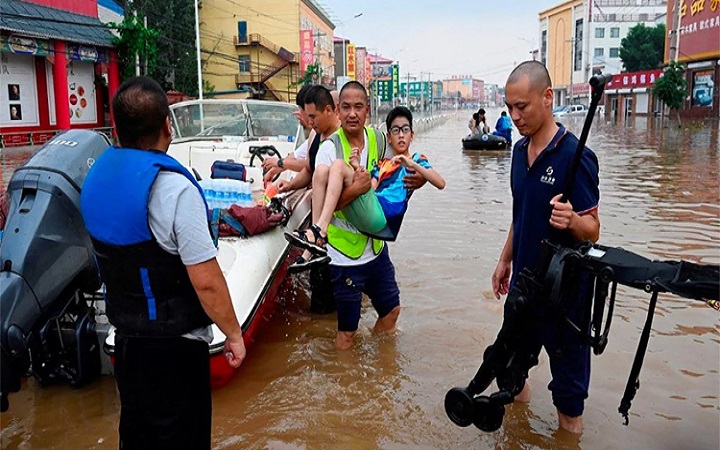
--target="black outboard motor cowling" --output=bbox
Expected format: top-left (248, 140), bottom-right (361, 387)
top-left (0, 130), bottom-right (111, 412)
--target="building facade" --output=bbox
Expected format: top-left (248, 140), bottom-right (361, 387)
top-left (201, 0), bottom-right (334, 103)
top-left (0, 0), bottom-right (120, 147)
top-left (540, 0), bottom-right (668, 107)
top-left (664, 0), bottom-right (720, 118)
top-left (591, 0), bottom-right (668, 74)
top-left (442, 76), bottom-right (485, 107)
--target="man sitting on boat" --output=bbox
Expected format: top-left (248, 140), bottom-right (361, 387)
top-left (469, 108), bottom-right (490, 136)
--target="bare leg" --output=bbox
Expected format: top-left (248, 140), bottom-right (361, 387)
top-left (557, 411), bottom-right (583, 434)
top-left (372, 306), bottom-right (400, 334)
top-left (515, 382), bottom-right (531, 403)
top-left (335, 331), bottom-right (355, 350)
top-left (308, 160), bottom-right (355, 238)
top-left (311, 165), bottom-right (330, 225)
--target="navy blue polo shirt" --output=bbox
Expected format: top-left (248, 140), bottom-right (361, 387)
top-left (509, 124), bottom-right (600, 287)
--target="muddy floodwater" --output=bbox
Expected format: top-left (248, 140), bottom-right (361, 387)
top-left (1, 114), bottom-right (718, 449)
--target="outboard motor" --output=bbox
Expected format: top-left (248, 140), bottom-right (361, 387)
top-left (0, 130), bottom-right (111, 412)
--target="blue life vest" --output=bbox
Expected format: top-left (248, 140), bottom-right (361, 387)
top-left (81, 147), bottom-right (212, 337)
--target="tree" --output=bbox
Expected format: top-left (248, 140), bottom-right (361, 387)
top-left (110, 13), bottom-right (159, 81)
top-left (295, 62), bottom-right (323, 87)
top-left (115, 0), bottom-right (202, 96)
top-left (619, 23), bottom-right (666, 72)
top-left (652, 61), bottom-right (687, 126)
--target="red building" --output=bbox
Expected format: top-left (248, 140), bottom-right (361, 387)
top-left (664, 0), bottom-right (720, 118)
top-left (0, 0), bottom-right (120, 147)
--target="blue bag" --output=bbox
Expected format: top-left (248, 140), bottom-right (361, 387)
top-left (211, 160), bottom-right (246, 181)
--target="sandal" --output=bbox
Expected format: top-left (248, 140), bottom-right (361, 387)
top-left (288, 253), bottom-right (331, 273)
top-left (284, 224), bottom-right (328, 255)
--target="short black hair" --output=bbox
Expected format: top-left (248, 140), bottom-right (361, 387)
top-left (507, 60), bottom-right (552, 92)
top-left (296, 84), bottom-right (313, 107)
top-left (386, 106), bottom-right (413, 130)
top-left (478, 108), bottom-right (486, 115)
top-left (112, 76), bottom-right (169, 149)
top-left (339, 81), bottom-right (368, 104)
top-left (500, 111), bottom-right (507, 116)
top-left (304, 85), bottom-right (335, 111)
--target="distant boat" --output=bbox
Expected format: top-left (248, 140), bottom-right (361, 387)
top-left (462, 133), bottom-right (509, 151)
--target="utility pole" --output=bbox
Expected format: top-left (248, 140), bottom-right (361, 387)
top-left (668, 0), bottom-right (682, 62)
top-left (420, 72), bottom-right (425, 115)
top-left (568, 38), bottom-right (574, 105)
top-left (312, 31), bottom-right (326, 85)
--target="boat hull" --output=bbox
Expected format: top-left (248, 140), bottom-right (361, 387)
top-left (462, 134), bottom-right (510, 150)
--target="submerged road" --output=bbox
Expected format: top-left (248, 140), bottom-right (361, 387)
top-left (1, 114), bottom-right (718, 449)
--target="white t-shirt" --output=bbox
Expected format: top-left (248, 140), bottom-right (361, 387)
top-left (148, 172), bottom-right (218, 343)
top-left (294, 138), bottom-right (309, 160)
top-left (315, 129), bottom-right (394, 267)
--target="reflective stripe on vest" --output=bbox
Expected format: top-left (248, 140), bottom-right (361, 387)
top-left (325, 126), bottom-right (386, 259)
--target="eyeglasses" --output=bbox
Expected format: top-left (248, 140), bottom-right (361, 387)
top-left (389, 125), bottom-right (412, 135)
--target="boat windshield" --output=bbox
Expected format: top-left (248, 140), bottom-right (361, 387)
top-left (170, 101), bottom-right (298, 139)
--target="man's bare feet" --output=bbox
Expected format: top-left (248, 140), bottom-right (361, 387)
top-left (514, 382), bottom-right (531, 403)
top-left (372, 306), bottom-right (400, 335)
top-left (558, 411), bottom-right (583, 434)
top-left (335, 331), bottom-right (355, 350)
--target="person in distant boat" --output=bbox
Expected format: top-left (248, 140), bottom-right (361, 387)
top-left (492, 61), bottom-right (600, 434)
top-left (493, 111), bottom-right (513, 145)
top-left (283, 82), bottom-right (426, 350)
top-left (80, 76), bottom-right (245, 450)
top-left (470, 108), bottom-right (490, 135)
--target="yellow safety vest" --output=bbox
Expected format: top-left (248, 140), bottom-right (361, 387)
top-left (325, 126), bottom-right (386, 259)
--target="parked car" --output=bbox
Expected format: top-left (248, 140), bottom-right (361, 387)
top-left (552, 104), bottom-right (588, 118)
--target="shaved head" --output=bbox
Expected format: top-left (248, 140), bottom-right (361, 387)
top-left (507, 60), bottom-right (552, 93)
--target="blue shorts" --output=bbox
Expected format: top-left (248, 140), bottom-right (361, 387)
top-left (330, 246), bottom-right (400, 332)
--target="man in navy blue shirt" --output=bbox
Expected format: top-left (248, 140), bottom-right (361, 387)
top-left (492, 61), bottom-right (600, 434)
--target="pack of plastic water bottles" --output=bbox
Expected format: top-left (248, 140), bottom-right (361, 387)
top-left (199, 179), bottom-right (255, 210)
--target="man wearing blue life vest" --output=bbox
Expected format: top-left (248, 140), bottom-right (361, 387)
top-left (492, 61), bottom-right (600, 434)
top-left (493, 111), bottom-right (513, 146)
top-left (80, 77), bottom-right (246, 450)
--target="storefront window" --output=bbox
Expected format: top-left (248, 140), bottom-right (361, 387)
top-left (691, 70), bottom-right (714, 108)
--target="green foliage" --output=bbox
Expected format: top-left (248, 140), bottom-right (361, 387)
top-left (202, 79), bottom-right (215, 95)
top-left (652, 61), bottom-right (687, 118)
top-left (296, 63), bottom-right (323, 86)
top-left (117, 0), bottom-right (202, 96)
top-left (619, 23), bottom-right (666, 72)
top-left (110, 14), bottom-right (159, 81)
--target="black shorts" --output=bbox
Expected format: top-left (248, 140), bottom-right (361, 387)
top-left (114, 335), bottom-right (211, 450)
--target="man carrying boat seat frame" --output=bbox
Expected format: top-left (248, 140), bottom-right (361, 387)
top-left (80, 77), bottom-right (246, 450)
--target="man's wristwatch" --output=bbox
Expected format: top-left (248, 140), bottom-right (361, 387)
top-left (277, 158), bottom-right (284, 168)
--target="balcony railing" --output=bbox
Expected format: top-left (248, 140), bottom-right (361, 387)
top-left (233, 33), bottom-right (297, 62)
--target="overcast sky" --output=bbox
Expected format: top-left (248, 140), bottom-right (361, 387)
top-left (321, 0), bottom-right (562, 86)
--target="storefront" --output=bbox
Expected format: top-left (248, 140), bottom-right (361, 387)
top-left (0, 0), bottom-right (119, 147)
top-left (604, 69), bottom-right (664, 120)
top-left (664, 0), bottom-right (720, 119)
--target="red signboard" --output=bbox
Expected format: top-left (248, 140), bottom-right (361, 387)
top-left (299, 30), bottom-right (313, 74)
top-left (356, 47), bottom-right (367, 87)
top-left (665, 0), bottom-right (720, 62)
top-left (606, 69), bottom-right (665, 89)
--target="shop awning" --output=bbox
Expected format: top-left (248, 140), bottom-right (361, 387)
top-left (0, 0), bottom-right (115, 48)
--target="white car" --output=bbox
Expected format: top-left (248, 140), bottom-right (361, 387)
top-left (552, 104), bottom-right (588, 118)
